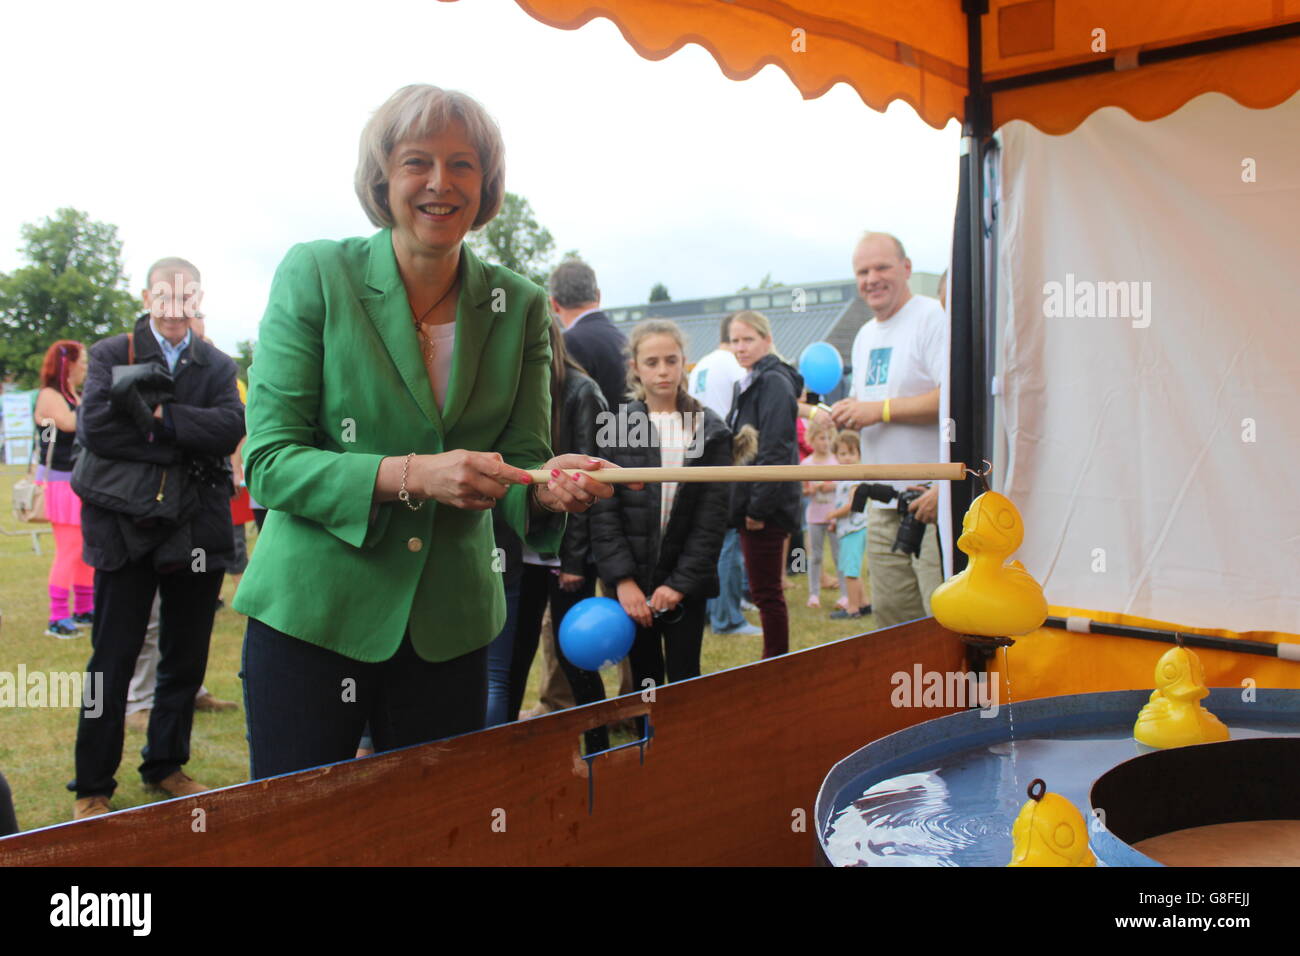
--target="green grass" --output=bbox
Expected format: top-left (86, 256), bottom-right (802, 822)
top-left (0, 464), bottom-right (869, 833)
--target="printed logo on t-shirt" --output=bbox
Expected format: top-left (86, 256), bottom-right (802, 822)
top-left (865, 347), bottom-right (892, 386)
top-left (693, 369), bottom-right (707, 393)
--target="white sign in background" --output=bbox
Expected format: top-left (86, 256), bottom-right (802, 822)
top-left (3, 390), bottom-right (36, 465)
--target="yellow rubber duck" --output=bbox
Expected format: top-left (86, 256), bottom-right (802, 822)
top-left (1008, 779), bottom-right (1096, 867)
top-left (1133, 645), bottom-right (1230, 749)
top-left (931, 491), bottom-right (1047, 637)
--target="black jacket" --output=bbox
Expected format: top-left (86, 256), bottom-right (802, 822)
top-left (547, 367), bottom-right (608, 575)
top-left (727, 353), bottom-right (804, 533)
top-left (563, 311), bottom-right (629, 414)
top-left (590, 400), bottom-right (732, 599)
top-left (77, 315), bottom-right (245, 571)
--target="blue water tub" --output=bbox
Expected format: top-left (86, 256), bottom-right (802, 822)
top-left (815, 688), bottom-right (1300, 866)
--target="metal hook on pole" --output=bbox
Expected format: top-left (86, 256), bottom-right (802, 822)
top-left (965, 459), bottom-right (992, 492)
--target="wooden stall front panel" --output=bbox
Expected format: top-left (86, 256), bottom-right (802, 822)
top-left (1, 619), bottom-right (966, 866)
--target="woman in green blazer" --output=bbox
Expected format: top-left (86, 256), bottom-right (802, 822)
top-left (234, 85), bottom-right (617, 779)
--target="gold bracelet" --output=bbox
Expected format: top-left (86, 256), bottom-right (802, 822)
top-left (397, 453), bottom-right (422, 511)
top-left (882, 399), bottom-right (892, 423)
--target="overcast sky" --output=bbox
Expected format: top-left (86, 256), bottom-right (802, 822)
top-left (1, 0), bottom-right (960, 354)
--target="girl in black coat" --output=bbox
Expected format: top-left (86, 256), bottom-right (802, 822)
top-left (591, 320), bottom-right (731, 692)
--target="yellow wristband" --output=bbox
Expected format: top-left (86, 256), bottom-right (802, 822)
top-left (882, 399), bottom-right (892, 423)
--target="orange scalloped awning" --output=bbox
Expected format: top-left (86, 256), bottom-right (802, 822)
top-left (486, 0), bottom-right (1300, 134)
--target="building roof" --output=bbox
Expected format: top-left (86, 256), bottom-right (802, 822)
top-left (607, 273), bottom-right (941, 366)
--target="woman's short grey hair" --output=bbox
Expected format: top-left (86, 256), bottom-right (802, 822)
top-left (548, 258), bottom-right (599, 308)
top-left (355, 84), bottom-right (505, 229)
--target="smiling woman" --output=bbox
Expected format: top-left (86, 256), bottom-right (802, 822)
top-left (232, 84), bottom-right (623, 779)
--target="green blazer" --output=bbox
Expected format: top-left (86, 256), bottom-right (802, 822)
top-left (233, 231), bottom-right (563, 662)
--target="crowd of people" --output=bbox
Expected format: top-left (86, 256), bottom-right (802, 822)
top-left (13, 83), bottom-right (950, 827)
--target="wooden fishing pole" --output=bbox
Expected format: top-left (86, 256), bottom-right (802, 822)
top-left (523, 462), bottom-right (968, 484)
top-left (1044, 615), bottom-right (1300, 661)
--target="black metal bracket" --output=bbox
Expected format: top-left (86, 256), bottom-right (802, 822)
top-left (582, 716), bottom-right (655, 815)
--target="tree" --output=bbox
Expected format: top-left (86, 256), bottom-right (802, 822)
top-left (649, 282), bottom-right (671, 302)
top-left (0, 208), bottom-right (137, 387)
top-left (234, 339), bottom-right (256, 383)
top-left (738, 272), bottom-right (781, 293)
top-left (467, 192), bottom-right (560, 288)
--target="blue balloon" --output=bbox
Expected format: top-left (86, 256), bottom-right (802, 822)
top-left (798, 342), bottom-right (844, 395)
top-left (558, 597), bottom-right (636, 671)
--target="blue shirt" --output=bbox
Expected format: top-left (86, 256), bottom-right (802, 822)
top-left (150, 324), bottom-right (192, 372)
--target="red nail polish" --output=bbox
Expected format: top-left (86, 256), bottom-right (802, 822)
top-left (551, 469), bottom-right (562, 478)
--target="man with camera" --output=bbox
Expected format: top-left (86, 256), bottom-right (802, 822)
top-left (68, 257), bottom-right (244, 821)
top-left (831, 233), bottom-right (947, 629)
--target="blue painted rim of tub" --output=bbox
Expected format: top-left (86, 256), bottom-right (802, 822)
top-left (815, 688), bottom-right (1300, 866)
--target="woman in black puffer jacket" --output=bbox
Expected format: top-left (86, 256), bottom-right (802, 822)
top-left (725, 310), bottom-right (804, 659)
top-left (591, 320), bottom-right (731, 692)
top-left (506, 321), bottom-right (611, 753)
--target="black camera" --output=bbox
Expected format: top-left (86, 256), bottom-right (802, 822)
top-left (851, 482), bottom-right (929, 558)
top-left (893, 488), bottom-right (927, 558)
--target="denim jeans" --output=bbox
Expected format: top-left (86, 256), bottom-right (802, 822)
top-left (241, 616), bottom-right (487, 780)
top-left (707, 528), bottom-right (747, 632)
top-left (485, 576), bottom-right (522, 727)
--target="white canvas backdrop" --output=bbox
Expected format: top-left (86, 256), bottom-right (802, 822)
top-left (996, 91), bottom-right (1300, 635)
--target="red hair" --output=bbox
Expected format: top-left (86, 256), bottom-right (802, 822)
top-left (40, 340), bottom-right (85, 406)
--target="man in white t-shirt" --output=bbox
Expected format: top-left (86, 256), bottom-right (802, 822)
top-left (688, 316), bottom-right (745, 419)
top-left (830, 232), bottom-right (948, 628)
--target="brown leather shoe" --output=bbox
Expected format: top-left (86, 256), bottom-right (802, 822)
top-left (145, 771), bottom-right (209, 797)
top-left (194, 691), bottom-right (238, 713)
top-left (125, 708), bottom-right (150, 732)
top-left (74, 796), bottom-right (112, 820)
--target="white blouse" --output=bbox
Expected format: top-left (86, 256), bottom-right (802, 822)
top-left (649, 411), bottom-right (689, 537)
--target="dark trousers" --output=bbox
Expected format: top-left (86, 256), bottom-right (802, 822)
top-left (786, 528), bottom-right (805, 575)
top-left (0, 770), bottom-right (17, 836)
top-left (70, 560), bottom-right (224, 798)
top-left (510, 564), bottom-right (609, 754)
top-left (740, 526), bottom-right (790, 658)
top-left (242, 616), bottom-right (487, 780)
top-left (628, 595), bottom-right (706, 692)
